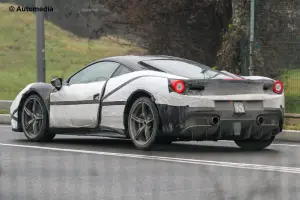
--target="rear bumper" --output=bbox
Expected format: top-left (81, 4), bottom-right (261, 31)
top-left (157, 104), bottom-right (284, 141)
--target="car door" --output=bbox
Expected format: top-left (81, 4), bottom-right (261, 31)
top-left (100, 65), bottom-right (133, 129)
top-left (49, 61), bottom-right (120, 128)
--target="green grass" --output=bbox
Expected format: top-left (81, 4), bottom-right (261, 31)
top-left (284, 123), bottom-right (300, 131)
top-left (0, 3), bottom-right (144, 100)
top-left (281, 69), bottom-right (300, 113)
top-left (0, 109), bottom-right (9, 114)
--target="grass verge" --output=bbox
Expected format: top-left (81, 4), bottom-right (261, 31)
top-left (0, 3), bottom-right (144, 100)
top-left (0, 110), bottom-right (9, 114)
top-left (281, 69), bottom-right (300, 113)
top-left (283, 124), bottom-right (300, 131)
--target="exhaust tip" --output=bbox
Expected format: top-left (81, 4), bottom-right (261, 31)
top-left (211, 116), bottom-right (220, 126)
top-left (257, 116), bottom-right (264, 125)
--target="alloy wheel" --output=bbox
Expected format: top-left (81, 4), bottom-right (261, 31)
top-left (129, 101), bottom-right (155, 145)
top-left (22, 98), bottom-right (44, 138)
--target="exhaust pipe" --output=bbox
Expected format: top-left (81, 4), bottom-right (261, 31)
top-left (210, 116), bottom-right (220, 126)
top-left (257, 116), bottom-right (264, 125)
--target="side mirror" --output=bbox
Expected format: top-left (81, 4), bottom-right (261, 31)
top-left (51, 78), bottom-right (63, 90)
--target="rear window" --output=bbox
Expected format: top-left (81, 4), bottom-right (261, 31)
top-left (139, 59), bottom-right (229, 79)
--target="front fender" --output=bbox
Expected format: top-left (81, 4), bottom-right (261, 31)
top-left (21, 83), bottom-right (55, 111)
top-left (10, 83), bottom-right (55, 130)
top-left (10, 83), bottom-right (34, 119)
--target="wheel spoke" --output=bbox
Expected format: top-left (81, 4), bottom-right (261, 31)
top-left (24, 107), bottom-right (34, 117)
top-left (134, 125), bottom-right (145, 140)
top-left (35, 115), bottom-right (43, 120)
top-left (144, 125), bottom-right (151, 141)
top-left (146, 116), bottom-right (153, 124)
top-left (25, 119), bottom-right (34, 130)
top-left (32, 120), bottom-right (38, 135)
top-left (141, 102), bottom-right (147, 119)
top-left (131, 115), bottom-right (144, 124)
top-left (32, 99), bottom-right (37, 112)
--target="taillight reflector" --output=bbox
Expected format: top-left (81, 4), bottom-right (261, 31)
top-left (273, 80), bottom-right (283, 94)
top-left (170, 80), bottom-right (185, 94)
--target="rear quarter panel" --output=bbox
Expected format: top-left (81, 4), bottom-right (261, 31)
top-left (100, 71), bottom-right (186, 129)
top-left (102, 71), bottom-right (186, 103)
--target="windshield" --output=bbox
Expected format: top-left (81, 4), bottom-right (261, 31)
top-left (139, 59), bottom-right (229, 79)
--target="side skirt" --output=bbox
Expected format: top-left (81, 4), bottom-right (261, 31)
top-left (49, 126), bottom-right (127, 139)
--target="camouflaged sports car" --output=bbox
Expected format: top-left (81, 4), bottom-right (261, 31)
top-left (10, 55), bottom-right (285, 150)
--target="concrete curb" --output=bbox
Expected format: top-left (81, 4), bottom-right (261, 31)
top-left (275, 130), bottom-right (300, 142)
top-left (0, 114), bottom-right (10, 125)
top-left (0, 100), bottom-right (12, 110)
top-left (0, 114), bottom-right (300, 142)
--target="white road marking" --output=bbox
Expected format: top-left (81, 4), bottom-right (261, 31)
top-left (1, 142), bottom-right (300, 174)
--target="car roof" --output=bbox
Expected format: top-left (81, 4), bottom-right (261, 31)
top-left (95, 55), bottom-right (186, 71)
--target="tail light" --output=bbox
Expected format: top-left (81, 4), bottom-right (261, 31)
top-left (170, 80), bottom-right (185, 94)
top-left (273, 80), bottom-right (283, 94)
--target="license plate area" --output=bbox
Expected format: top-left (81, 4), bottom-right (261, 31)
top-left (233, 102), bottom-right (245, 114)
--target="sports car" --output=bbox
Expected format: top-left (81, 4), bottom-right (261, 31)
top-left (10, 55), bottom-right (285, 150)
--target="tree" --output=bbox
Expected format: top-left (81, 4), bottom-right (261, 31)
top-left (217, 0), bottom-right (299, 77)
top-left (102, 0), bottom-right (232, 66)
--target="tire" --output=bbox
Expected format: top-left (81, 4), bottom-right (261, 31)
top-left (234, 136), bottom-right (275, 151)
top-left (21, 94), bottom-right (56, 142)
top-left (128, 97), bottom-right (160, 150)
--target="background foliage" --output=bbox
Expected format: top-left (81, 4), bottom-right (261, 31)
top-left (0, 0), bottom-right (299, 113)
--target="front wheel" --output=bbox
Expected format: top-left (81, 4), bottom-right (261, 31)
top-left (128, 97), bottom-right (160, 150)
top-left (234, 136), bottom-right (275, 151)
top-left (21, 94), bottom-right (56, 142)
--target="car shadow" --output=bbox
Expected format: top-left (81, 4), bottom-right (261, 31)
top-left (155, 142), bottom-right (279, 154)
top-left (13, 137), bottom-right (280, 155)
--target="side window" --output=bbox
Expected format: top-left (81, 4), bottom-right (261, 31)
top-left (68, 62), bottom-right (120, 85)
top-left (111, 65), bottom-right (132, 78)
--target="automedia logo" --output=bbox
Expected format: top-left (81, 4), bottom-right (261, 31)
top-left (9, 5), bottom-right (54, 12)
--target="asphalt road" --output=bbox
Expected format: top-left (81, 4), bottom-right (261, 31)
top-left (1, 125), bottom-right (300, 200)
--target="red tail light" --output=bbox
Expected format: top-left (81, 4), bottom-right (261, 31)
top-left (273, 80), bottom-right (283, 94)
top-left (170, 80), bottom-right (185, 94)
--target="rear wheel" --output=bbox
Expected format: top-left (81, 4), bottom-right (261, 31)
top-left (234, 136), bottom-right (275, 151)
top-left (128, 97), bottom-right (160, 150)
top-left (21, 94), bottom-right (55, 142)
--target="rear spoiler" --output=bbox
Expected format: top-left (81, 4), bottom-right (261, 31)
top-left (241, 76), bottom-right (274, 81)
top-left (220, 71), bottom-right (274, 81)
top-left (220, 70), bottom-right (245, 79)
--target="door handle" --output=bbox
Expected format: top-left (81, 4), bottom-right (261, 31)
top-left (93, 93), bottom-right (100, 100)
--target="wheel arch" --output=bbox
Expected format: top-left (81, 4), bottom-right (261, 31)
top-left (17, 83), bottom-right (54, 131)
top-left (123, 89), bottom-right (160, 136)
